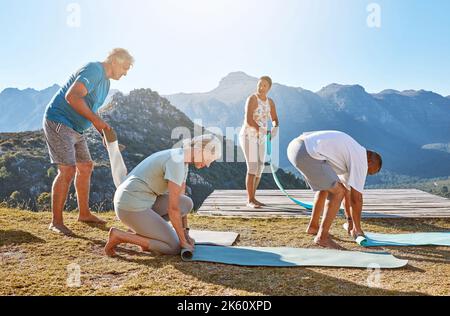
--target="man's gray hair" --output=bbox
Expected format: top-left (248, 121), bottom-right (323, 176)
top-left (183, 134), bottom-right (222, 160)
top-left (106, 48), bottom-right (134, 65)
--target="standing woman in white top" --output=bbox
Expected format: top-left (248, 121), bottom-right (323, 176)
top-left (239, 76), bottom-right (279, 208)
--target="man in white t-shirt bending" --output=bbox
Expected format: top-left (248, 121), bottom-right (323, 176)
top-left (287, 131), bottom-right (382, 249)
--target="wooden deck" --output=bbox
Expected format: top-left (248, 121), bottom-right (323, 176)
top-left (197, 189), bottom-right (450, 219)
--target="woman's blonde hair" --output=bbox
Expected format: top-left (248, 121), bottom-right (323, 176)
top-left (106, 48), bottom-right (135, 65)
top-left (183, 134), bottom-right (222, 160)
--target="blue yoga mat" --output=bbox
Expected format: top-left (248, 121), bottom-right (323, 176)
top-left (343, 223), bottom-right (450, 247)
top-left (356, 232), bottom-right (450, 247)
top-left (181, 245), bottom-right (408, 269)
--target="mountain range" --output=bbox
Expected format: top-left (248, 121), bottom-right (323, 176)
top-left (1, 71), bottom-right (450, 188)
top-left (165, 72), bottom-right (450, 181)
top-left (0, 85), bottom-right (118, 132)
top-left (0, 89), bottom-right (302, 211)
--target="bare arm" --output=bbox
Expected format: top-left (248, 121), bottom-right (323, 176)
top-left (167, 181), bottom-right (190, 247)
top-left (350, 188), bottom-right (364, 235)
top-left (65, 82), bottom-right (111, 133)
top-left (180, 182), bottom-right (188, 230)
top-left (269, 99), bottom-right (279, 127)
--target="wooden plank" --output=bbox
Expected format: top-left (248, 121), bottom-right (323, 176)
top-left (199, 208), bottom-right (450, 215)
top-left (197, 189), bottom-right (450, 219)
top-left (202, 200), bottom-right (450, 207)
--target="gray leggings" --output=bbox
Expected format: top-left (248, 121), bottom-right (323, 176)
top-left (116, 194), bottom-right (194, 255)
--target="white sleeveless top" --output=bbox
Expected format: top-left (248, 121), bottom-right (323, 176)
top-left (240, 94), bottom-right (271, 140)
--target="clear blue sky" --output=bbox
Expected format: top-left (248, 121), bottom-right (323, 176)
top-left (1, 0), bottom-right (449, 96)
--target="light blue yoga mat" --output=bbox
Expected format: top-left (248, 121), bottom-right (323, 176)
top-left (343, 223), bottom-right (450, 247)
top-left (355, 232), bottom-right (450, 247)
top-left (181, 245), bottom-right (408, 269)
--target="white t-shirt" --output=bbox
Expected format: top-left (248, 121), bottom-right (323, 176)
top-left (300, 131), bottom-right (368, 193)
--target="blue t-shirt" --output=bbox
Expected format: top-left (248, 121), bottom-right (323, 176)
top-left (45, 62), bottom-right (110, 134)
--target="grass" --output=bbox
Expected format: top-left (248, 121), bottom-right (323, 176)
top-left (0, 207), bottom-right (449, 296)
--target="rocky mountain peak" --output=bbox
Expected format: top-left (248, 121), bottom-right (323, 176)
top-left (218, 71), bottom-right (256, 88)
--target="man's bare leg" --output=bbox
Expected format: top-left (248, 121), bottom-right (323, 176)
top-left (314, 183), bottom-right (346, 250)
top-left (307, 191), bottom-right (328, 235)
top-left (49, 165), bottom-right (76, 235)
top-left (75, 162), bottom-right (106, 224)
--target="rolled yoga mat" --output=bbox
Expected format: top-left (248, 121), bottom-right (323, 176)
top-left (181, 245), bottom-right (408, 269)
top-left (180, 230), bottom-right (240, 260)
top-left (343, 223), bottom-right (450, 247)
top-left (103, 128), bottom-right (128, 188)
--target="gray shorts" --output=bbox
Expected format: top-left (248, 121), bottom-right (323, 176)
top-left (287, 138), bottom-right (339, 192)
top-left (43, 119), bottom-right (92, 166)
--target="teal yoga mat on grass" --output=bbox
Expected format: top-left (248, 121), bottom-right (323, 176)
top-left (355, 232), bottom-right (450, 247)
top-left (181, 245), bottom-right (408, 269)
top-left (343, 223), bottom-right (450, 247)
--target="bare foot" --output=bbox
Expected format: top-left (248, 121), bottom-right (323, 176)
top-left (246, 201), bottom-right (261, 209)
top-left (314, 235), bottom-right (345, 250)
top-left (48, 223), bottom-right (74, 236)
top-left (306, 225), bottom-right (319, 235)
top-left (253, 199), bottom-right (266, 207)
top-left (104, 228), bottom-right (122, 257)
top-left (78, 213), bottom-right (107, 225)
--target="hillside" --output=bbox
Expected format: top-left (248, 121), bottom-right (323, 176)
top-left (166, 72), bottom-right (450, 181)
top-left (0, 89), bottom-right (304, 211)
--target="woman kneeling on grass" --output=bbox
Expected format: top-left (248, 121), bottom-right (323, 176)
top-left (105, 134), bottom-right (222, 257)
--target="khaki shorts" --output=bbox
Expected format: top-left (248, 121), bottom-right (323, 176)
top-left (43, 119), bottom-right (92, 166)
top-left (239, 131), bottom-right (266, 177)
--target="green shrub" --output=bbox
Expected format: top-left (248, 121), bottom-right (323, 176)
top-left (37, 192), bottom-right (51, 211)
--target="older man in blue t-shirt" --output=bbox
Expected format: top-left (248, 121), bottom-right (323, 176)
top-left (43, 48), bottom-right (134, 235)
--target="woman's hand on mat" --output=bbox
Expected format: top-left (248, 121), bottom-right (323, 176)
top-left (185, 231), bottom-right (196, 246)
top-left (180, 239), bottom-right (195, 252)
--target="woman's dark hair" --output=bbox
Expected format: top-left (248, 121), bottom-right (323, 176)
top-left (259, 76), bottom-right (272, 88)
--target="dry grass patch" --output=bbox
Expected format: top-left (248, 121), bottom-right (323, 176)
top-left (0, 208), bottom-right (449, 296)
